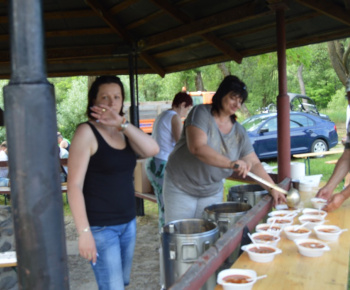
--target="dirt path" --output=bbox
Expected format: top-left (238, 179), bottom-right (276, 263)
top-left (65, 214), bottom-right (160, 290)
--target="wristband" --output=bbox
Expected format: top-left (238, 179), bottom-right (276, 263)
top-left (79, 226), bottom-right (90, 235)
top-left (118, 117), bottom-right (129, 132)
top-left (120, 122), bottom-right (129, 132)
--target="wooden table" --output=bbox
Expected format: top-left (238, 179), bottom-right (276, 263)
top-left (0, 251), bottom-right (17, 268)
top-left (215, 189), bottom-right (350, 289)
top-left (293, 149), bottom-right (343, 175)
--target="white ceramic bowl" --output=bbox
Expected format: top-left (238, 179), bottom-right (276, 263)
top-left (310, 198), bottom-right (328, 210)
top-left (283, 225), bottom-right (311, 240)
top-left (267, 217), bottom-right (294, 228)
top-left (268, 210), bottom-right (298, 219)
top-left (302, 208), bottom-right (327, 219)
top-left (217, 269), bottom-right (257, 290)
top-left (251, 232), bottom-right (281, 247)
top-left (294, 238), bottom-right (330, 257)
top-left (241, 243), bottom-right (282, 263)
top-left (314, 225), bottom-right (346, 241)
top-left (298, 215), bottom-right (325, 230)
top-left (255, 223), bottom-right (283, 235)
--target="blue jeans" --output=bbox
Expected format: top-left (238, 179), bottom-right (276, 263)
top-left (90, 218), bottom-right (136, 290)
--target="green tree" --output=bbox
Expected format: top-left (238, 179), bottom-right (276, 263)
top-left (55, 77), bottom-right (88, 139)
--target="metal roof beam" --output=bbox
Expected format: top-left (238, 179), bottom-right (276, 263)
top-left (85, 0), bottom-right (165, 77)
top-left (150, 0), bottom-right (243, 63)
top-left (139, 1), bottom-right (273, 50)
top-left (295, 0), bottom-right (350, 26)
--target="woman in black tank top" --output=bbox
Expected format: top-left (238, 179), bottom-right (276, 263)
top-left (67, 76), bottom-right (159, 289)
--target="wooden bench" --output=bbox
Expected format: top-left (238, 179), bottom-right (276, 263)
top-left (325, 159), bottom-right (338, 164)
top-left (135, 191), bottom-right (157, 203)
top-left (0, 158), bottom-right (157, 208)
top-left (293, 149), bottom-right (343, 175)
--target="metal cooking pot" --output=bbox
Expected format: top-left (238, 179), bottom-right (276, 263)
top-left (228, 184), bottom-right (268, 207)
top-left (203, 202), bottom-right (252, 264)
top-left (203, 202), bottom-right (252, 234)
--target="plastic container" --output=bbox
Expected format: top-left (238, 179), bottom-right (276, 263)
top-left (268, 210), bottom-right (298, 219)
top-left (299, 175), bottom-right (323, 192)
top-left (284, 225), bottom-right (311, 240)
top-left (241, 243), bottom-right (282, 263)
top-left (294, 238), bottom-right (330, 257)
top-left (310, 198), bottom-right (327, 210)
top-left (302, 208), bottom-right (327, 218)
top-left (255, 223), bottom-right (283, 235)
top-left (250, 232), bottom-right (280, 247)
top-left (217, 269), bottom-right (257, 290)
top-left (314, 225), bottom-right (346, 241)
top-left (266, 217), bottom-right (294, 229)
top-left (298, 215), bottom-right (325, 230)
top-left (290, 162), bottom-right (305, 181)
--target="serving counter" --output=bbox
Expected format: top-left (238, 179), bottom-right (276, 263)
top-left (215, 190), bottom-right (350, 289)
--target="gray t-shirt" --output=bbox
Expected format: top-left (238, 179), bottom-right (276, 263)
top-left (166, 104), bottom-right (254, 196)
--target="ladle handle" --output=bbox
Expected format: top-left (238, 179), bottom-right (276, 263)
top-left (247, 172), bottom-right (288, 194)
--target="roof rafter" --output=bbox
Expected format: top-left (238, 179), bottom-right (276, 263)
top-left (150, 0), bottom-right (243, 63)
top-left (295, 0), bottom-right (350, 26)
top-left (139, 1), bottom-right (273, 51)
top-left (85, 0), bottom-right (165, 77)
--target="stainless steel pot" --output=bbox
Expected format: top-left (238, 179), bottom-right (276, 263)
top-left (161, 219), bottom-right (219, 290)
top-left (203, 202), bottom-right (252, 263)
top-left (227, 184), bottom-right (268, 207)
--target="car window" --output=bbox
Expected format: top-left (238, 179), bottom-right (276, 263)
top-left (242, 115), bottom-right (271, 132)
top-left (261, 117), bottom-right (277, 132)
top-left (290, 114), bottom-right (314, 127)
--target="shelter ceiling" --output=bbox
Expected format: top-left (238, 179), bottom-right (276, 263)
top-left (0, 0), bottom-right (350, 78)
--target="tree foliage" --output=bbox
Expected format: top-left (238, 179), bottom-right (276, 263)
top-left (0, 40), bottom-right (348, 141)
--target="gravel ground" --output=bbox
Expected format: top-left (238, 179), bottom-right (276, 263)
top-left (65, 214), bottom-right (160, 290)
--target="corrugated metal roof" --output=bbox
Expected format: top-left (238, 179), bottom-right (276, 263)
top-left (1, 0), bottom-right (350, 78)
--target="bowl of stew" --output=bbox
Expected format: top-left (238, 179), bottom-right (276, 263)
top-left (294, 238), bottom-right (330, 257)
top-left (298, 215), bottom-right (325, 230)
top-left (255, 223), bottom-right (283, 235)
top-left (266, 217), bottom-right (294, 229)
top-left (314, 225), bottom-right (346, 241)
top-left (302, 208), bottom-right (327, 219)
top-left (217, 269), bottom-right (257, 290)
top-left (268, 210), bottom-right (298, 219)
top-left (284, 225), bottom-right (311, 240)
top-left (241, 243), bottom-right (282, 263)
top-left (310, 198), bottom-right (327, 210)
top-left (251, 232), bottom-right (281, 247)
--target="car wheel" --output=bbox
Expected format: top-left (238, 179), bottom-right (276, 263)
top-left (311, 139), bottom-right (328, 156)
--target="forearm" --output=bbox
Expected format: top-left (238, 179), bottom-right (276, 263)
top-left (340, 185), bottom-right (350, 200)
top-left (325, 151), bottom-right (350, 190)
top-left (67, 186), bottom-right (91, 234)
top-left (190, 144), bottom-right (232, 169)
top-left (123, 124), bottom-right (159, 158)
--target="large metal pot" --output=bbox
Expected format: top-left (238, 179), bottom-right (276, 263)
top-left (203, 202), bottom-right (252, 234)
top-left (203, 202), bottom-right (252, 263)
top-left (227, 184), bottom-right (268, 207)
top-left (161, 219), bottom-right (219, 290)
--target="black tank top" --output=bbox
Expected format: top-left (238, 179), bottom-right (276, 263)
top-left (83, 122), bottom-right (136, 226)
